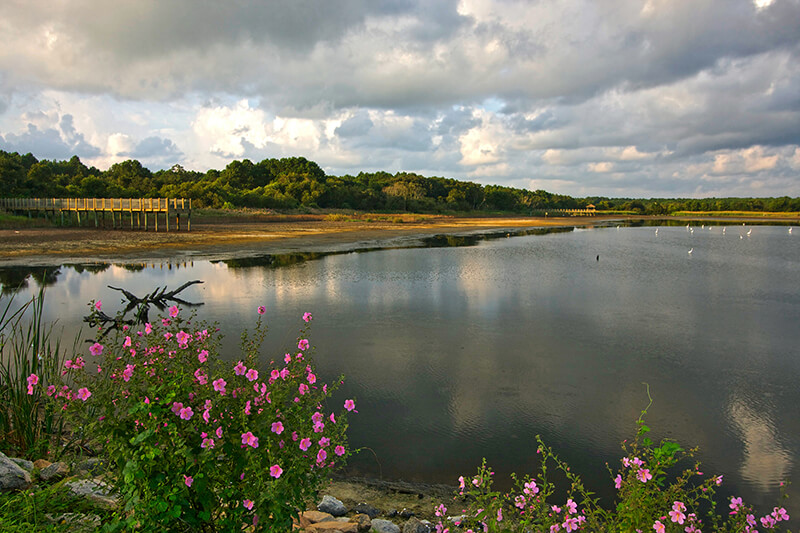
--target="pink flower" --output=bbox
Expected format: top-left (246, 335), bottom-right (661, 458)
top-left (497, 508), bottom-right (503, 522)
top-left (319, 437), bottom-right (330, 447)
top-left (637, 468), bottom-right (652, 483)
top-left (270, 464), bottom-right (283, 478)
top-left (715, 475), bottom-right (723, 485)
top-left (344, 399), bottom-right (356, 411)
top-left (523, 480), bottom-right (539, 495)
top-left (307, 372), bottom-right (316, 384)
top-left (257, 306), bottom-right (266, 315)
top-left (123, 336), bottom-right (132, 347)
top-left (213, 378), bottom-right (227, 394)
top-left (194, 368), bottom-right (208, 385)
top-left (302, 312), bottom-right (312, 322)
top-left (241, 431), bottom-right (259, 448)
top-left (316, 449), bottom-right (327, 464)
top-left (234, 361), bottom-right (247, 376)
top-left (179, 407), bottom-right (194, 420)
top-left (144, 323), bottom-right (152, 334)
top-left (198, 350), bottom-right (208, 363)
top-left (89, 342), bottom-right (104, 356)
top-left (299, 383), bottom-right (309, 395)
top-left (184, 475), bottom-right (193, 487)
top-left (653, 520), bottom-right (665, 533)
top-left (299, 438), bottom-right (312, 451)
top-left (730, 496), bottom-right (743, 512)
top-left (169, 306), bottom-right (179, 318)
top-left (201, 438), bottom-right (215, 449)
top-left (566, 499), bottom-right (577, 514)
top-left (271, 421), bottom-right (284, 434)
top-left (122, 364), bottom-right (135, 382)
top-left (95, 300), bottom-right (102, 311)
top-left (172, 402), bottom-right (184, 415)
top-left (76, 387), bottom-right (92, 401)
top-left (243, 499), bottom-right (254, 510)
top-left (241, 369), bottom-right (257, 382)
top-left (298, 339), bottom-right (309, 351)
top-left (669, 508), bottom-right (686, 524)
top-left (26, 373), bottom-right (39, 390)
top-left (335, 445), bottom-right (345, 456)
top-left (175, 331), bottom-right (191, 346)
top-left (614, 474), bottom-right (622, 489)
top-left (563, 517), bottom-right (578, 532)
top-left (772, 507), bottom-right (789, 521)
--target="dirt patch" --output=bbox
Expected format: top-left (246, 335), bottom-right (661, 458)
top-left (0, 215), bottom-right (624, 266)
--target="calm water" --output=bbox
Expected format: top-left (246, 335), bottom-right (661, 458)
top-left (2, 223), bottom-right (799, 519)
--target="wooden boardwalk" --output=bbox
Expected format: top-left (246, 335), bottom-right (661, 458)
top-left (0, 198), bottom-right (192, 231)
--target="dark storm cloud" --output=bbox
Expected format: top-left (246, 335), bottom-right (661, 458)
top-left (126, 136), bottom-right (182, 159)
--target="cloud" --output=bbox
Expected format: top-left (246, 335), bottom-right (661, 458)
top-left (0, 1), bottom-right (798, 197)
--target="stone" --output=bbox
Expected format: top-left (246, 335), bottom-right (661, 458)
top-left (0, 451), bottom-right (32, 491)
top-left (66, 479), bottom-right (119, 509)
top-left (308, 521), bottom-right (359, 533)
top-left (353, 502), bottom-right (380, 518)
top-left (45, 512), bottom-right (102, 533)
top-left (302, 510), bottom-right (336, 524)
top-left (317, 494), bottom-right (347, 517)
top-left (399, 508), bottom-right (415, 519)
top-left (39, 461), bottom-right (70, 482)
top-left (33, 459), bottom-right (52, 469)
top-left (353, 513), bottom-right (372, 532)
top-left (371, 518), bottom-right (401, 533)
top-left (75, 457), bottom-right (107, 476)
top-left (403, 517), bottom-right (431, 533)
top-left (10, 457), bottom-right (34, 472)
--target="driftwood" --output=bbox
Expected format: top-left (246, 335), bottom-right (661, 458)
top-left (84, 280), bottom-right (204, 339)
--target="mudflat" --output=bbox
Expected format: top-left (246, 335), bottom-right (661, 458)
top-left (0, 215), bottom-right (624, 266)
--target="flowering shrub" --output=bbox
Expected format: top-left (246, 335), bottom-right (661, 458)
top-left (435, 394), bottom-right (790, 533)
top-left (31, 302), bottom-right (353, 532)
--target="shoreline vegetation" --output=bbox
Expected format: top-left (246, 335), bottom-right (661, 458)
top-left (2, 209), bottom-right (799, 267)
top-left (1, 290), bottom-right (793, 531)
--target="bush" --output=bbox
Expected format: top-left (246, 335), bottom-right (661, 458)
top-left (31, 303), bottom-right (354, 532)
top-left (435, 392), bottom-right (791, 532)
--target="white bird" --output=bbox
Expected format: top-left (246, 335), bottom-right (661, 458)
top-left (690, 228), bottom-right (694, 234)
top-left (740, 235), bottom-right (743, 239)
top-left (789, 227), bottom-right (792, 234)
top-left (747, 229), bottom-right (752, 236)
top-left (722, 227), bottom-right (726, 234)
top-left (655, 228), bottom-right (659, 235)
top-left (688, 248), bottom-right (693, 254)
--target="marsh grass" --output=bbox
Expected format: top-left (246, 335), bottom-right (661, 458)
top-left (0, 287), bottom-right (73, 458)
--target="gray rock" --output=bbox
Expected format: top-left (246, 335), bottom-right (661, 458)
top-left (403, 517), bottom-right (431, 533)
top-left (353, 502), bottom-right (380, 518)
top-left (399, 508), bottom-right (415, 519)
top-left (45, 512), bottom-right (102, 533)
top-left (75, 458), bottom-right (107, 476)
top-left (39, 461), bottom-right (70, 482)
top-left (371, 518), bottom-right (401, 533)
top-left (0, 451), bottom-right (32, 491)
top-left (317, 494), bottom-right (348, 517)
top-left (10, 458), bottom-right (34, 472)
top-left (66, 479), bottom-right (119, 509)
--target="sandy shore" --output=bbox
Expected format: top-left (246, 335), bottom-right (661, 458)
top-left (0, 215), bottom-right (625, 266)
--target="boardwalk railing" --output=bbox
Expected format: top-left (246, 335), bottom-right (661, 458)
top-left (0, 197), bottom-right (191, 231)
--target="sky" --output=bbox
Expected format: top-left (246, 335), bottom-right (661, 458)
top-left (1, 0), bottom-right (799, 198)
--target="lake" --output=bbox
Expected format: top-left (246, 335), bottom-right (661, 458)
top-left (2, 222), bottom-right (798, 519)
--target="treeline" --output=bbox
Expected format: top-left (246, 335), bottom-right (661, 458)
top-left (1, 150), bottom-right (798, 214)
top-left (587, 196), bottom-right (800, 214)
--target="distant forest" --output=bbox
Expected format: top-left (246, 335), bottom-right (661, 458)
top-left (1, 150), bottom-right (798, 214)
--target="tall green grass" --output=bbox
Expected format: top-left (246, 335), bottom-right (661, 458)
top-left (0, 287), bottom-right (75, 458)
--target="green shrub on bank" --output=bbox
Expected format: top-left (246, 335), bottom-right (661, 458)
top-left (434, 393), bottom-right (791, 533)
top-left (28, 302), bottom-right (354, 532)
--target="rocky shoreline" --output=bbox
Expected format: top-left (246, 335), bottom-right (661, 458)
top-left (1, 450), bottom-right (456, 532)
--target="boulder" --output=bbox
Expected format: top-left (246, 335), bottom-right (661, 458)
top-left (0, 451), bottom-right (32, 491)
top-left (75, 458), bottom-right (107, 476)
top-left (353, 502), bottom-right (380, 518)
top-left (403, 517), bottom-right (431, 533)
top-left (66, 479), bottom-right (119, 509)
top-left (33, 459), bottom-right (52, 469)
top-left (39, 461), bottom-right (70, 482)
top-left (10, 458), bottom-right (34, 472)
top-left (353, 513), bottom-right (372, 532)
top-left (317, 494), bottom-right (347, 517)
top-left (371, 518), bottom-right (401, 533)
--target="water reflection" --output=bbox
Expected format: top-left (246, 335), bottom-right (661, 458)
top-left (0, 224), bottom-right (797, 523)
